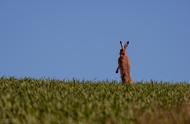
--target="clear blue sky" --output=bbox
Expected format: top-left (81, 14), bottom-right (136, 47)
top-left (0, 0), bottom-right (190, 82)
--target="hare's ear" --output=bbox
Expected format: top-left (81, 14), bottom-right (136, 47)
top-left (124, 41), bottom-right (129, 49)
top-left (120, 41), bottom-right (123, 48)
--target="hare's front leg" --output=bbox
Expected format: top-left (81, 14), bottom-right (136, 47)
top-left (116, 66), bottom-right (119, 73)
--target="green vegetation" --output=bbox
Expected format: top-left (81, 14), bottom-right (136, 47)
top-left (0, 77), bottom-right (190, 124)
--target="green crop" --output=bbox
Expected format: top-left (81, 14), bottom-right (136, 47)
top-left (0, 77), bottom-right (190, 124)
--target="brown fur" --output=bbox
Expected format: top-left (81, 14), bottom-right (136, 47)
top-left (116, 41), bottom-right (132, 84)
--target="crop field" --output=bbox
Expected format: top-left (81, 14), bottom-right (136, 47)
top-left (0, 77), bottom-right (190, 124)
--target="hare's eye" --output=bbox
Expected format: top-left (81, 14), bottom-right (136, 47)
top-left (120, 50), bottom-right (122, 54)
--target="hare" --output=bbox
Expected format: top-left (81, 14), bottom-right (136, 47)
top-left (116, 41), bottom-right (132, 84)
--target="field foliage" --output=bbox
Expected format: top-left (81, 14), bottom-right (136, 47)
top-left (0, 77), bottom-right (190, 124)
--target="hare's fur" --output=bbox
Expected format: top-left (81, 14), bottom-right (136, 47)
top-left (116, 41), bottom-right (132, 84)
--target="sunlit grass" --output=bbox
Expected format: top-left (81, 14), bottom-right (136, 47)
top-left (0, 77), bottom-right (190, 124)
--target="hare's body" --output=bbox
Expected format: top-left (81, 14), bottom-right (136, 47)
top-left (118, 53), bottom-right (132, 84)
top-left (116, 41), bottom-right (132, 84)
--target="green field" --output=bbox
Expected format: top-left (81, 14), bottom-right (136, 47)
top-left (0, 77), bottom-right (190, 124)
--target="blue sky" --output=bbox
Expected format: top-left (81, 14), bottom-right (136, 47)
top-left (0, 0), bottom-right (190, 82)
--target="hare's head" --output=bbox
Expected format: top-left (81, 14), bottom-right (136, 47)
top-left (119, 41), bottom-right (129, 56)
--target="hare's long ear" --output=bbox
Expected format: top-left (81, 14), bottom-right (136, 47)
top-left (124, 41), bottom-right (129, 49)
top-left (120, 41), bottom-right (123, 48)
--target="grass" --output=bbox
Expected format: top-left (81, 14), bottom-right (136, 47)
top-left (0, 77), bottom-right (190, 124)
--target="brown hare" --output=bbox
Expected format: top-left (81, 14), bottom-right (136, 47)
top-left (116, 41), bottom-right (132, 84)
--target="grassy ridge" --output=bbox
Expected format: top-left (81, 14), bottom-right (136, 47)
top-left (0, 77), bottom-right (190, 124)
